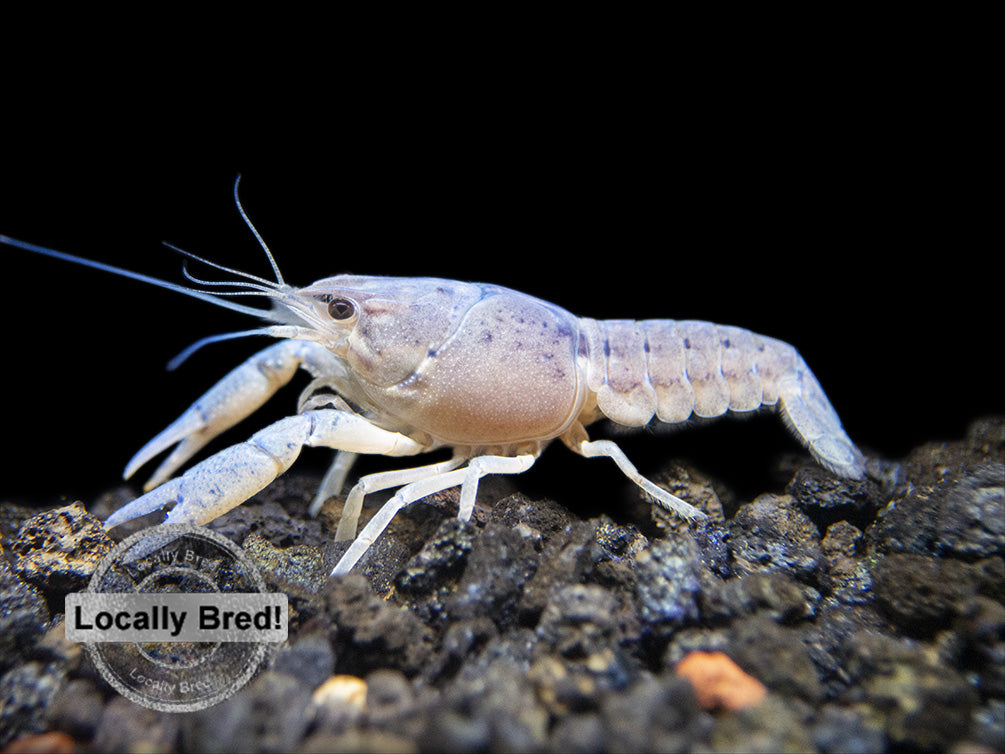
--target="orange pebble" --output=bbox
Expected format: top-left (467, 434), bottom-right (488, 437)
top-left (675, 650), bottom-right (767, 711)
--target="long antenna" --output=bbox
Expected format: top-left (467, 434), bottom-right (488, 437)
top-left (233, 174), bottom-right (285, 286)
top-left (0, 234), bottom-right (271, 319)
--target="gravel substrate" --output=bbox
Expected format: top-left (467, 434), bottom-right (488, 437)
top-left (2, 417), bottom-right (1003, 753)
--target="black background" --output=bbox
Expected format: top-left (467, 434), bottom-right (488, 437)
top-left (2, 59), bottom-right (998, 509)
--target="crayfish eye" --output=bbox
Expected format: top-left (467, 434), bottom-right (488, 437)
top-left (326, 297), bottom-right (356, 320)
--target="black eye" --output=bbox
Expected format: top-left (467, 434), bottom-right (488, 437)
top-left (327, 297), bottom-right (356, 320)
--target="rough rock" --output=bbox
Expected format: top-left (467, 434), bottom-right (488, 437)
top-left (9, 503), bottom-right (112, 605)
top-left (728, 493), bottom-right (827, 587)
top-left (1, 416), bottom-right (1002, 753)
top-left (870, 462), bottom-right (1005, 559)
top-left (871, 553), bottom-right (988, 637)
top-left (323, 574), bottom-right (433, 678)
top-left (0, 562), bottom-right (50, 674)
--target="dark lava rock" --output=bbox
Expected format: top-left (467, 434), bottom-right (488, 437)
top-left (650, 461), bottom-right (729, 531)
top-left (353, 526), bottom-right (416, 597)
top-left (2, 418), bottom-right (1001, 753)
top-left (0, 503), bottom-right (43, 549)
top-left (589, 519), bottom-right (647, 595)
top-left (488, 492), bottom-right (577, 536)
top-left (516, 520), bottom-right (600, 627)
top-left (840, 630), bottom-right (978, 751)
top-left (821, 521), bottom-right (874, 605)
top-left (1, 617), bottom-right (89, 747)
top-left (871, 552), bottom-right (989, 637)
top-left (528, 654), bottom-right (607, 716)
top-left (548, 711), bottom-right (606, 753)
top-left (0, 562), bottom-right (49, 674)
top-left (821, 519), bottom-right (862, 558)
top-left (181, 671), bottom-right (312, 754)
top-left (423, 661), bottom-right (548, 753)
top-left (208, 488), bottom-right (326, 549)
top-left (870, 462), bottom-right (1005, 559)
top-left (810, 703), bottom-right (886, 754)
top-left (599, 673), bottom-right (709, 753)
top-left (444, 521), bottom-right (538, 633)
top-left (969, 699), bottom-right (1005, 752)
top-left (941, 594), bottom-right (1005, 698)
top-left (323, 574), bottom-right (433, 678)
top-left (930, 463), bottom-right (1005, 558)
top-left (691, 518), bottom-right (731, 578)
top-left (397, 516), bottom-right (541, 635)
top-left (632, 533), bottom-right (703, 639)
top-left (709, 695), bottom-right (814, 753)
top-left (663, 626), bottom-right (731, 667)
top-left (424, 617), bottom-right (498, 682)
top-left (787, 464), bottom-right (884, 526)
top-left (0, 660), bottom-right (67, 747)
top-left (268, 630), bottom-right (336, 692)
top-left (359, 668), bottom-right (437, 749)
top-left (9, 502), bottom-right (112, 604)
top-left (536, 584), bottom-right (619, 659)
top-left (800, 602), bottom-right (891, 698)
top-left (727, 614), bottom-right (824, 703)
top-left (899, 416), bottom-right (1005, 488)
top-left (394, 518), bottom-right (477, 603)
top-left (244, 532), bottom-right (329, 594)
top-left (452, 627), bottom-right (539, 688)
top-left (363, 668), bottom-right (418, 729)
top-left (593, 516), bottom-right (649, 561)
top-left (728, 493), bottom-right (827, 587)
top-left (43, 678), bottom-right (105, 742)
top-left (242, 533), bottom-right (330, 630)
top-left (698, 570), bottom-right (820, 625)
top-left (33, 618), bottom-right (84, 673)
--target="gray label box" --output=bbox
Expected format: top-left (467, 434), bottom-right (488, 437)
top-left (66, 593), bottom-right (288, 643)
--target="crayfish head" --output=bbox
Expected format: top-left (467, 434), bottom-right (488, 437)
top-left (293, 275), bottom-right (483, 389)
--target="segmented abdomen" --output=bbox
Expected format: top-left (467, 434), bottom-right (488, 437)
top-left (578, 318), bottom-right (865, 479)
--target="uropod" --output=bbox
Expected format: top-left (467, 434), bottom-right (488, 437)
top-left (1, 181), bottom-right (866, 577)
